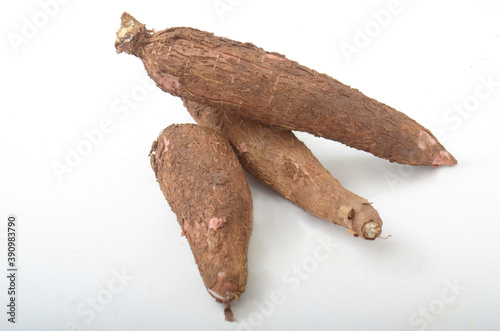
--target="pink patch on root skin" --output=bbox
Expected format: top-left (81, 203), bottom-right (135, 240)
top-left (432, 150), bottom-right (455, 167)
top-left (208, 217), bottom-right (224, 231)
top-left (182, 221), bottom-right (193, 240)
top-left (418, 130), bottom-right (438, 150)
top-left (266, 53), bottom-right (283, 61)
top-left (211, 140), bottom-right (219, 151)
top-left (145, 60), bottom-right (180, 94)
top-left (208, 271), bottom-right (238, 302)
top-left (161, 75), bottom-right (179, 91)
top-left (239, 142), bottom-right (248, 152)
top-left (163, 138), bottom-right (170, 152)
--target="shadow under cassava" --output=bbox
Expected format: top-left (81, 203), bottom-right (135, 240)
top-left (318, 152), bottom-right (444, 196)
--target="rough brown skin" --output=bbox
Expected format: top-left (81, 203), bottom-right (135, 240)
top-left (185, 99), bottom-right (382, 239)
top-left (115, 12), bottom-right (457, 167)
top-left (149, 124), bottom-right (252, 321)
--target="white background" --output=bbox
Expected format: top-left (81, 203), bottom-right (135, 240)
top-left (1, 0), bottom-right (500, 330)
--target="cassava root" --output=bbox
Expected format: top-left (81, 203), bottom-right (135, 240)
top-left (184, 99), bottom-right (382, 240)
top-left (150, 124), bottom-right (252, 319)
top-left (115, 12), bottom-right (457, 167)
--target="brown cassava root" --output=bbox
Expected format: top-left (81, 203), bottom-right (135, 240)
top-left (115, 12), bottom-right (457, 167)
top-left (149, 124), bottom-right (252, 319)
top-left (184, 99), bottom-right (383, 240)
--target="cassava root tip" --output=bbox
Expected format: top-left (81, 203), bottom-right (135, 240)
top-left (224, 303), bottom-right (235, 322)
top-left (116, 14), bottom-right (456, 166)
top-left (362, 221), bottom-right (382, 240)
top-left (115, 12), bottom-right (148, 55)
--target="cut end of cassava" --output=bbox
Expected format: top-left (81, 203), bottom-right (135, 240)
top-left (208, 288), bottom-right (236, 303)
top-left (362, 221), bottom-right (382, 240)
top-left (341, 202), bottom-right (383, 240)
top-left (208, 271), bottom-right (241, 303)
top-left (115, 12), bottom-right (148, 55)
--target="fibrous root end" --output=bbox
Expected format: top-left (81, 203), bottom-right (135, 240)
top-left (362, 221), bottom-right (382, 240)
top-left (224, 303), bottom-right (235, 322)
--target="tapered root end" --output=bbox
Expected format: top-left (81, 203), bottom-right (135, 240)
top-left (417, 130), bottom-right (457, 166)
top-left (340, 202), bottom-right (383, 240)
top-left (115, 12), bottom-right (147, 55)
top-left (224, 303), bottom-right (235, 322)
top-left (208, 271), bottom-right (242, 304)
top-left (362, 221), bottom-right (382, 240)
top-left (432, 150), bottom-right (458, 167)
